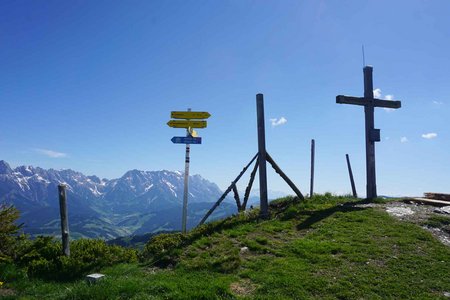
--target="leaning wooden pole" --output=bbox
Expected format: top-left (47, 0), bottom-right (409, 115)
top-left (346, 154), bottom-right (358, 198)
top-left (198, 153), bottom-right (258, 226)
top-left (242, 157), bottom-right (259, 210)
top-left (58, 184), bottom-right (70, 256)
top-left (310, 139), bottom-right (315, 198)
top-left (266, 152), bottom-right (304, 201)
top-left (256, 94), bottom-right (269, 218)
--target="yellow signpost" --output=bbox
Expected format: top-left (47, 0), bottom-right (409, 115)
top-left (167, 120), bottom-right (207, 129)
top-left (171, 111), bottom-right (211, 119)
top-left (167, 109), bottom-right (210, 234)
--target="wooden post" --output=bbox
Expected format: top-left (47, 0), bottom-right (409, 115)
top-left (58, 184), bottom-right (70, 256)
top-left (310, 139), bottom-right (315, 198)
top-left (346, 154), bottom-right (357, 198)
top-left (363, 66), bottom-right (377, 199)
top-left (256, 94), bottom-right (269, 218)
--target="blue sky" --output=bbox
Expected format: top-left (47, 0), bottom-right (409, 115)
top-left (1, 0), bottom-right (448, 197)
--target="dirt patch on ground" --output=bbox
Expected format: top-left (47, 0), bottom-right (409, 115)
top-left (356, 201), bottom-right (450, 247)
top-left (0, 288), bottom-right (15, 297)
top-left (230, 279), bottom-right (258, 297)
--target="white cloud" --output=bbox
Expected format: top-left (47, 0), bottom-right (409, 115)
top-left (433, 100), bottom-right (443, 105)
top-left (35, 148), bottom-right (68, 158)
top-left (421, 133), bottom-right (437, 139)
top-left (373, 88), bottom-right (382, 98)
top-left (400, 137), bottom-right (408, 143)
top-left (270, 117), bottom-right (287, 127)
top-left (384, 95), bottom-right (394, 100)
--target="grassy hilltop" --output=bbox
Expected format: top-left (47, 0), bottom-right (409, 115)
top-left (2, 194), bottom-right (450, 299)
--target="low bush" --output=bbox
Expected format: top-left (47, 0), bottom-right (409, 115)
top-left (0, 203), bottom-right (23, 263)
top-left (15, 236), bottom-right (137, 281)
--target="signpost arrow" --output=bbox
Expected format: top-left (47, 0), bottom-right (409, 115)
top-left (171, 111), bottom-right (211, 119)
top-left (171, 136), bottom-right (202, 144)
top-left (167, 120), bottom-right (207, 128)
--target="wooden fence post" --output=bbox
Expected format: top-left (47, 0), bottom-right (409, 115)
top-left (58, 184), bottom-right (70, 256)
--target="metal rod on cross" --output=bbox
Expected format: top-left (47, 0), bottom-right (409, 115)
top-left (181, 108), bottom-right (191, 234)
top-left (310, 139), bottom-right (315, 198)
top-left (346, 154), bottom-right (357, 198)
top-left (58, 184), bottom-right (70, 256)
top-left (256, 94), bottom-right (269, 218)
top-left (336, 66), bottom-right (401, 200)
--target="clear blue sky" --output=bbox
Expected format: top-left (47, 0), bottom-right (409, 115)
top-left (1, 0), bottom-right (448, 197)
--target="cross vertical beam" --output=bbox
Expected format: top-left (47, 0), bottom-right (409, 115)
top-left (363, 66), bottom-right (377, 199)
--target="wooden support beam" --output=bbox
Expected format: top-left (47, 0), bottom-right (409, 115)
top-left (242, 157), bottom-right (259, 210)
top-left (232, 183), bottom-right (242, 211)
top-left (198, 153), bottom-right (258, 226)
top-left (346, 154), bottom-right (357, 198)
top-left (266, 152), bottom-right (304, 201)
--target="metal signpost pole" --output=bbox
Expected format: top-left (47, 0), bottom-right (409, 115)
top-left (181, 109), bottom-right (191, 234)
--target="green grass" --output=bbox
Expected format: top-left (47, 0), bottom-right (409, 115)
top-left (4, 195), bottom-right (450, 299)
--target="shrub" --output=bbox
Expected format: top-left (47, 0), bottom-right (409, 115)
top-left (16, 237), bottom-right (137, 281)
top-left (0, 203), bottom-right (23, 263)
top-left (140, 233), bottom-right (186, 267)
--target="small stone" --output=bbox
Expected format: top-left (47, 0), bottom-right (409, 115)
top-left (240, 246), bottom-right (249, 254)
top-left (443, 292), bottom-right (450, 297)
top-left (434, 206), bottom-right (450, 215)
top-left (86, 273), bottom-right (105, 284)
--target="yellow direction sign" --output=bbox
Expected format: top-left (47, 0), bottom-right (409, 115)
top-left (167, 120), bottom-right (207, 128)
top-left (171, 111), bottom-right (211, 119)
top-left (189, 129), bottom-right (199, 137)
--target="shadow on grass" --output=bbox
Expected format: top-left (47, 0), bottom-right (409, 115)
top-left (296, 199), bottom-right (372, 231)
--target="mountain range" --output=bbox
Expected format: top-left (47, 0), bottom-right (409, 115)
top-left (0, 160), bottom-right (237, 239)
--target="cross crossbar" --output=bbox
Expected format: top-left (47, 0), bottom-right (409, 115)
top-left (336, 95), bottom-right (401, 109)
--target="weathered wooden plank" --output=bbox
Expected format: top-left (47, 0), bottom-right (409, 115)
top-left (336, 95), bottom-right (367, 106)
top-left (373, 99), bottom-right (401, 109)
top-left (406, 198), bottom-right (450, 207)
top-left (337, 95), bottom-right (401, 109)
top-left (424, 193), bottom-right (450, 202)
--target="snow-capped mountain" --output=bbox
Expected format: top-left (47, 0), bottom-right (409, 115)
top-left (0, 160), bottom-right (235, 239)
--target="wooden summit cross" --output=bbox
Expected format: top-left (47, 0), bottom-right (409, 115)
top-left (336, 66), bottom-right (401, 199)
